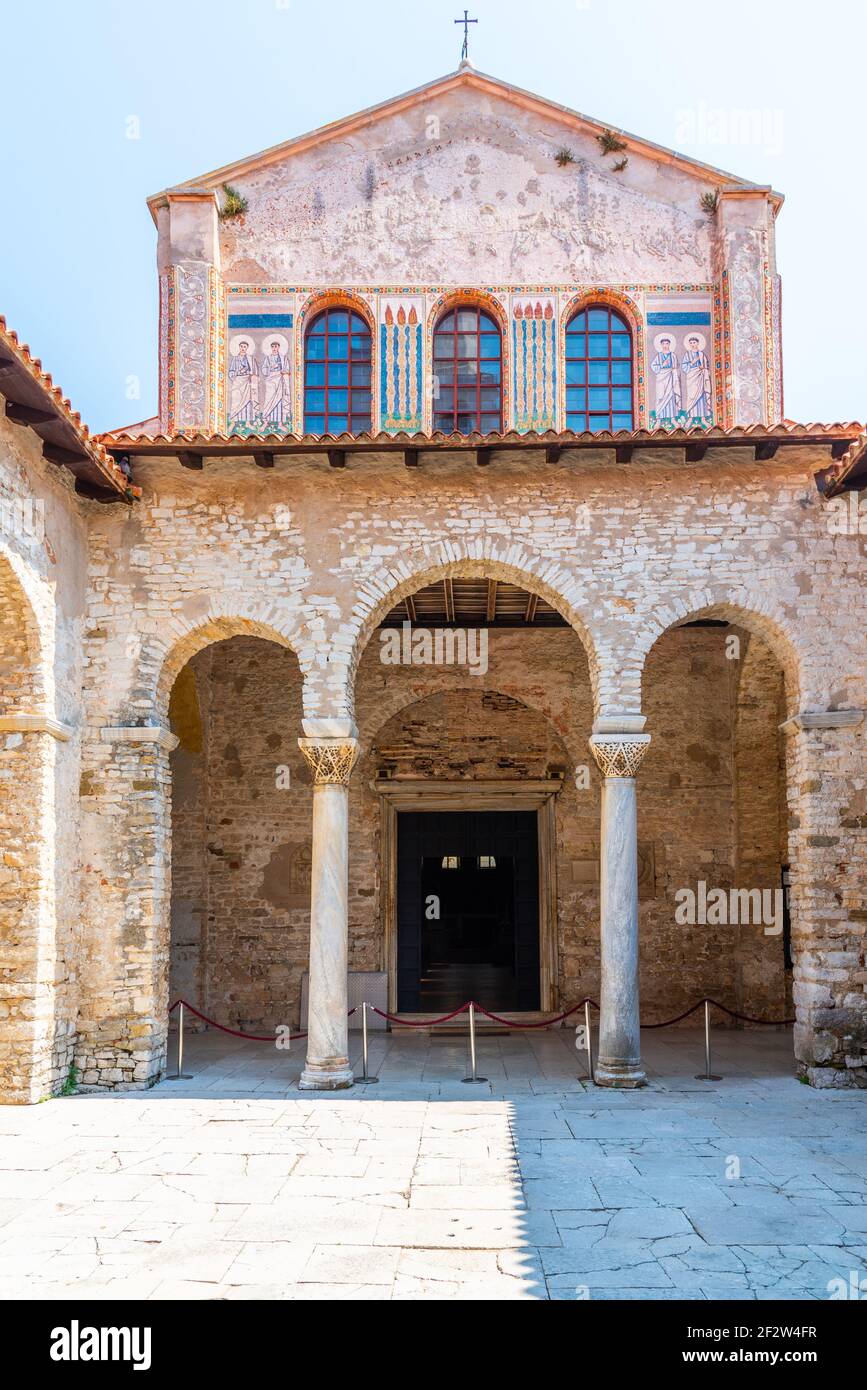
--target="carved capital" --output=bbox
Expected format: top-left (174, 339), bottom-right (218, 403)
top-left (588, 733), bottom-right (651, 779)
top-left (298, 737), bottom-right (360, 786)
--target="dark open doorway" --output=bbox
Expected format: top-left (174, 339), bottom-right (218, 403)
top-left (396, 810), bottom-right (540, 1012)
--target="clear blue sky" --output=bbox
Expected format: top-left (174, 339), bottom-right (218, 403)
top-left (1, 0), bottom-right (863, 432)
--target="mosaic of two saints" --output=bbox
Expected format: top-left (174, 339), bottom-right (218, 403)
top-left (650, 331), bottom-right (713, 425)
top-left (228, 334), bottom-right (292, 432)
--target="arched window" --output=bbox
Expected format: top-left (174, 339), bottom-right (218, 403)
top-left (564, 305), bottom-right (633, 432)
top-left (304, 307), bottom-right (372, 435)
top-left (432, 305), bottom-right (502, 434)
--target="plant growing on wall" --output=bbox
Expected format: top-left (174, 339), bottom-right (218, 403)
top-left (701, 190), bottom-right (720, 216)
top-left (554, 147), bottom-right (576, 167)
top-left (597, 129), bottom-right (627, 156)
top-left (612, 157), bottom-right (629, 173)
top-left (218, 184), bottom-right (248, 220)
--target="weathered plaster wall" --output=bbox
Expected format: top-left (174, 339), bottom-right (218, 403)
top-left (217, 89), bottom-right (718, 287)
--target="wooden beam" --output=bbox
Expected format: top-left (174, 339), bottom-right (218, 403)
top-left (43, 442), bottom-right (88, 467)
top-left (754, 442), bottom-right (779, 460)
top-left (615, 445), bottom-right (634, 464)
top-left (524, 592), bottom-right (539, 624)
top-left (476, 446), bottom-right (492, 466)
top-left (74, 478), bottom-right (122, 503)
top-left (177, 451), bottom-right (203, 470)
top-left (443, 578), bottom-right (455, 623)
top-left (486, 579), bottom-right (498, 623)
top-left (327, 448), bottom-right (346, 468)
top-left (545, 445), bottom-right (562, 464)
top-left (405, 594), bottom-right (417, 623)
top-left (402, 449), bottom-right (419, 468)
top-left (253, 450), bottom-right (275, 469)
top-left (5, 400), bottom-right (56, 427)
top-left (685, 442), bottom-right (708, 462)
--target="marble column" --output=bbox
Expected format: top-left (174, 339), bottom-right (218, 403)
top-left (589, 733), bottom-right (651, 1088)
top-left (297, 737), bottom-right (360, 1090)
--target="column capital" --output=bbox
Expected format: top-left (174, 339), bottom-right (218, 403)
top-left (589, 733), bottom-right (650, 778)
top-left (298, 737), bottom-right (360, 786)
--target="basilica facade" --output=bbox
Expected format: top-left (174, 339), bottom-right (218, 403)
top-left (0, 64), bottom-right (864, 1102)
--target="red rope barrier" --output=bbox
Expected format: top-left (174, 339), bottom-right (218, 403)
top-left (705, 998), bottom-right (795, 1027)
top-left (640, 1001), bottom-right (707, 1029)
top-left (639, 998), bottom-right (795, 1029)
top-left (168, 998), bottom-right (356, 1043)
top-left (169, 995), bottom-right (793, 1041)
top-left (369, 1003), bottom-right (471, 1027)
top-left (473, 999), bottom-right (597, 1028)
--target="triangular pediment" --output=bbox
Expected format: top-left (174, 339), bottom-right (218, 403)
top-left (149, 65), bottom-right (780, 216)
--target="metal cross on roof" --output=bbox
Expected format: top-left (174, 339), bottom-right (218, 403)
top-left (454, 9), bottom-right (478, 62)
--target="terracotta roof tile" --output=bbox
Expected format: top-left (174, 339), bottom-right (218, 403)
top-left (0, 316), bottom-right (137, 499)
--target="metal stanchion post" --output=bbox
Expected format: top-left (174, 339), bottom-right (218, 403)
top-left (462, 1002), bottom-right (488, 1084)
top-left (695, 999), bottom-right (721, 1081)
top-left (354, 1001), bottom-right (379, 1084)
top-left (168, 1002), bottom-right (192, 1080)
top-left (585, 999), bottom-right (594, 1083)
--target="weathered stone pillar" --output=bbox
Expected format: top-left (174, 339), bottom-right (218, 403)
top-left (154, 190), bottom-right (223, 434)
top-left (77, 725), bottom-right (177, 1090)
top-left (0, 714), bottom-right (72, 1103)
top-left (589, 732), bottom-right (651, 1088)
top-left (297, 736), bottom-right (360, 1090)
top-left (780, 709), bottom-right (867, 1088)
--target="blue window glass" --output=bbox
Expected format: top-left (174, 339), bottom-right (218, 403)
top-left (432, 304), bottom-right (503, 433)
top-left (304, 307), bottom-right (371, 434)
top-left (564, 304), bottom-right (633, 433)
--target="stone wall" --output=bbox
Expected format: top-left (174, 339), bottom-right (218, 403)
top-left (165, 623), bottom-right (795, 1033)
top-left (70, 440), bottom-right (865, 1088)
top-left (0, 415), bottom-right (88, 1101)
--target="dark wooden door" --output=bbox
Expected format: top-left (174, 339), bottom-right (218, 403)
top-left (396, 810), bottom-right (540, 1011)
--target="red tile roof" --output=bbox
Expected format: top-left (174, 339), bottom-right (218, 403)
top-left (0, 317), bottom-right (137, 500)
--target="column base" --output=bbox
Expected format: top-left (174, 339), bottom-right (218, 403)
top-left (594, 1060), bottom-right (647, 1089)
top-left (299, 1061), bottom-right (354, 1091)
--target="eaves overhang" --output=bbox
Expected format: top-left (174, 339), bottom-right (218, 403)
top-left (0, 317), bottom-right (139, 503)
top-left (99, 422), bottom-right (861, 475)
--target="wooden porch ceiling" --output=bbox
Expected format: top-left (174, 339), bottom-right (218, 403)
top-left (381, 578), bottom-right (568, 628)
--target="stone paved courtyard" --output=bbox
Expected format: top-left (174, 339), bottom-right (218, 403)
top-left (0, 1029), bottom-right (864, 1301)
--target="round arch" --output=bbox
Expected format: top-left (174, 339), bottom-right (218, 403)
top-left (150, 609), bottom-right (309, 726)
top-left (559, 288), bottom-right (645, 431)
top-left (344, 549), bottom-right (603, 722)
top-left (425, 289), bottom-right (510, 433)
top-left (0, 542), bottom-right (48, 714)
top-left (359, 681), bottom-right (588, 770)
top-left (636, 588), bottom-right (804, 713)
top-left (295, 289), bottom-right (377, 436)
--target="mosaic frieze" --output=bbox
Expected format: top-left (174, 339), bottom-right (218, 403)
top-left (379, 297), bottom-right (423, 434)
top-left (216, 283), bottom-right (731, 435)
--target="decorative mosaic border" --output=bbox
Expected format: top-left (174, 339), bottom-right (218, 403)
top-left (159, 270), bottom-right (174, 434)
top-left (222, 282), bottom-right (726, 435)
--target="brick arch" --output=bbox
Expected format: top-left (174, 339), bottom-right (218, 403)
top-left (359, 683), bottom-right (586, 769)
top-left (425, 289), bottom-right (510, 433)
top-left (636, 587), bottom-right (804, 711)
top-left (559, 288), bottom-right (646, 430)
top-left (294, 289), bottom-right (377, 435)
top-left (149, 608), bottom-right (310, 725)
top-left (343, 548), bottom-right (605, 722)
top-left (0, 543), bottom-right (48, 714)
